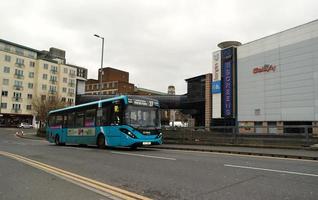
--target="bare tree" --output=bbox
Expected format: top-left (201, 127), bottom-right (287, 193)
top-left (32, 94), bottom-right (67, 128)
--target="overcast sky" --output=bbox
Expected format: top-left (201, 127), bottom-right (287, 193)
top-left (1, 0), bottom-right (318, 94)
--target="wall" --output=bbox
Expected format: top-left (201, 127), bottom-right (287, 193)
top-left (237, 20), bottom-right (318, 122)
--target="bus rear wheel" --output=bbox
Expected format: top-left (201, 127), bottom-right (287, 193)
top-left (55, 135), bottom-right (60, 145)
top-left (54, 135), bottom-right (65, 146)
top-left (97, 134), bottom-right (106, 149)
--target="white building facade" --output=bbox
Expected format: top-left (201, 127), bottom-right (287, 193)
top-left (237, 20), bottom-right (318, 132)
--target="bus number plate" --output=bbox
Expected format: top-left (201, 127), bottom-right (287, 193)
top-left (142, 142), bottom-right (151, 145)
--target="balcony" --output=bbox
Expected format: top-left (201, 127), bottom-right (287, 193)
top-left (15, 63), bottom-right (25, 68)
top-left (11, 108), bottom-right (22, 113)
top-left (13, 85), bottom-right (24, 91)
top-left (69, 73), bottom-right (76, 78)
top-left (68, 83), bottom-right (75, 87)
top-left (50, 79), bottom-right (58, 84)
top-left (51, 69), bottom-right (58, 74)
top-left (68, 92), bottom-right (75, 97)
top-left (12, 96), bottom-right (23, 102)
top-left (14, 74), bottom-right (24, 79)
top-left (49, 90), bottom-right (57, 94)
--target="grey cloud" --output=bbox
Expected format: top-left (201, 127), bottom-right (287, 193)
top-left (1, 0), bottom-right (318, 94)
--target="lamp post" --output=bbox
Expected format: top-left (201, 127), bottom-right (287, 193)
top-left (94, 34), bottom-right (104, 99)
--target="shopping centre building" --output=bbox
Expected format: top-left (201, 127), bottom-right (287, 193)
top-left (212, 20), bottom-right (318, 133)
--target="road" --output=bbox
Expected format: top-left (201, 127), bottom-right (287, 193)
top-left (0, 128), bottom-right (318, 200)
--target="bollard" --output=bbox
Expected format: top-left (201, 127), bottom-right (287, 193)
top-left (305, 126), bottom-right (309, 147)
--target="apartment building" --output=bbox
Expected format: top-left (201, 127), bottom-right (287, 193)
top-left (0, 39), bottom-right (87, 127)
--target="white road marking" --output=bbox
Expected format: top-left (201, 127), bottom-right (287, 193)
top-left (224, 164), bottom-right (318, 177)
top-left (111, 151), bottom-right (176, 161)
top-left (155, 148), bottom-right (318, 163)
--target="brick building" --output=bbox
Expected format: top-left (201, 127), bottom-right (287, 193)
top-left (85, 67), bottom-right (134, 95)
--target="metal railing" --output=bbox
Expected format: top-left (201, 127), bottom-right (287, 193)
top-left (12, 97), bottom-right (23, 102)
top-left (162, 125), bottom-right (318, 147)
top-left (14, 74), bottom-right (24, 79)
top-left (15, 63), bottom-right (25, 68)
top-left (13, 85), bottom-right (23, 90)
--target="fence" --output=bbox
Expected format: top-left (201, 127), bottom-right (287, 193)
top-left (162, 125), bottom-right (318, 148)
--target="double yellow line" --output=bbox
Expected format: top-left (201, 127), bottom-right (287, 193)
top-left (0, 151), bottom-right (151, 200)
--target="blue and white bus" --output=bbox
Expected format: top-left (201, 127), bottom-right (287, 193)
top-left (46, 95), bottom-right (162, 149)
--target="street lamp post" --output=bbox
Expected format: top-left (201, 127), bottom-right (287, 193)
top-left (94, 34), bottom-right (104, 99)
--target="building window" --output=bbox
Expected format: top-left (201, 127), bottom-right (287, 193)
top-left (41, 95), bottom-right (46, 100)
top-left (13, 92), bottom-right (22, 100)
top-left (14, 69), bottom-right (24, 77)
top-left (50, 75), bottom-right (57, 84)
top-left (64, 68), bottom-right (68, 74)
top-left (4, 55), bottom-right (11, 62)
top-left (62, 87), bottom-right (67, 93)
top-left (43, 74), bottom-right (48, 80)
top-left (26, 105), bottom-right (32, 110)
top-left (43, 63), bottom-right (48, 69)
top-left (14, 80), bottom-right (23, 87)
top-left (68, 98), bottom-right (74, 104)
top-left (27, 94), bottom-right (32, 99)
top-left (30, 61), bottom-right (35, 67)
top-left (3, 66), bottom-right (10, 73)
top-left (28, 83), bottom-right (33, 89)
top-left (12, 104), bottom-right (21, 110)
top-left (63, 77), bottom-right (67, 83)
top-left (69, 69), bottom-right (76, 77)
top-left (49, 85), bottom-right (57, 94)
top-left (15, 47), bottom-right (24, 56)
top-left (51, 65), bottom-right (58, 73)
top-left (68, 88), bottom-right (75, 94)
top-left (61, 97), bottom-right (66, 102)
top-left (2, 91), bottom-right (8, 96)
top-left (2, 79), bottom-right (9, 85)
top-left (68, 79), bottom-right (75, 87)
top-left (29, 72), bottom-right (34, 78)
top-left (48, 96), bottom-right (55, 101)
top-left (1, 103), bottom-right (7, 109)
top-left (16, 58), bottom-right (24, 64)
top-left (42, 84), bottom-right (47, 90)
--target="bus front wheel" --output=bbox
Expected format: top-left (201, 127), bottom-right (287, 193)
top-left (97, 134), bottom-right (106, 149)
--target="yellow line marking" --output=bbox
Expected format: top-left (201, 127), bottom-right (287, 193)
top-left (0, 151), bottom-right (151, 200)
top-left (155, 148), bottom-right (318, 163)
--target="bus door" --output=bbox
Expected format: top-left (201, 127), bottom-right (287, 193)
top-left (101, 102), bottom-right (123, 146)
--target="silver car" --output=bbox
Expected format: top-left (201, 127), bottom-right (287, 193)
top-left (17, 122), bottom-right (33, 129)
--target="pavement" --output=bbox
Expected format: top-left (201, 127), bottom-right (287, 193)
top-left (16, 129), bottom-right (318, 161)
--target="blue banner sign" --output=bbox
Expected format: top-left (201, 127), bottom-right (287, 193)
top-left (222, 61), bottom-right (233, 117)
top-left (212, 81), bottom-right (221, 94)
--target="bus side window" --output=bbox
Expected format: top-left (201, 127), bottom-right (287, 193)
top-left (85, 109), bottom-right (96, 127)
top-left (102, 106), bottom-right (112, 126)
top-left (56, 115), bottom-right (63, 128)
top-left (49, 115), bottom-right (56, 127)
top-left (67, 112), bottom-right (75, 128)
top-left (75, 112), bottom-right (84, 128)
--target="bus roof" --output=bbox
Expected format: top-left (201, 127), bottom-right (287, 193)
top-left (48, 95), bottom-right (128, 115)
top-left (48, 95), bottom-right (160, 115)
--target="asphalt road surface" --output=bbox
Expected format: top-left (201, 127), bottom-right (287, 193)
top-left (0, 128), bottom-right (318, 200)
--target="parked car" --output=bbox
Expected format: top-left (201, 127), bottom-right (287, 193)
top-left (17, 122), bottom-right (33, 129)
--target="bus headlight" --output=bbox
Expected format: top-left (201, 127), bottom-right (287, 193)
top-left (120, 128), bottom-right (137, 139)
